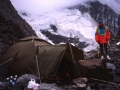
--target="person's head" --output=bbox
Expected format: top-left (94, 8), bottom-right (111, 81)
top-left (98, 19), bottom-right (104, 28)
top-left (98, 19), bottom-right (103, 24)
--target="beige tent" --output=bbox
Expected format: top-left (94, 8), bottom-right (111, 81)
top-left (0, 36), bottom-right (84, 79)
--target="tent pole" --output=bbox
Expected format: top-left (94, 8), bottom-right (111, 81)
top-left (68, 43), bottom-right (81, 78)
top-left (33, 38), bottom-right (41, 84)
top-left (36, 55), bottom-right (41, 84)
top-left (0, 58), bottom-right (13, 65)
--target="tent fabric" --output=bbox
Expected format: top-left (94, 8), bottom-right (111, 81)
top-left (0, 36), bottom-right (84, 79)
top-left (37, 45), bottom-right (66, 76)
top-left (65, 44), bottom-right (84, 62)
top-left (0, 64), bottom-right (8, 81)
top-left (0, 36), bottom-right (51, 76)
top-left (19, 36), bottom-right (51, 46)
top-left (37, 44), bottom-right (84, 78)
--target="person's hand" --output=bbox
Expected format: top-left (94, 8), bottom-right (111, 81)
top-left (97, 41), bottom-right (100, 44)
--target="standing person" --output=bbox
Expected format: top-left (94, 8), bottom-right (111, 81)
top-left (95, 19), bottom-right (111, 60)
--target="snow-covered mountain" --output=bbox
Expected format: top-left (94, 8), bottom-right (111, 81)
top-left (78, 1), bottom-right (120, 35)
top-left (10, 0), bottom-right (120, 51)
top-left (18, 8), bottom-right (98, 51)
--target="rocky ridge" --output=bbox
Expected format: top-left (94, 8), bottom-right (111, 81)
top-left (0, 0), bottom-right (37, 55)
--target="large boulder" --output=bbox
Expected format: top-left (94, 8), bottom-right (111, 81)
top-left (77, 59), bottom-right (113, 81)
top-left (14, 74), bottom-right (40, 90)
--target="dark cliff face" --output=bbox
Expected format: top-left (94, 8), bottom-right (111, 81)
top-left (0, 0), bottom-right (37, 55)
top-left (78, 1), bottom-right (120, 35)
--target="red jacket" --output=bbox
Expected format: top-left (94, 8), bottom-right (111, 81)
top-left (95, 24), bottom-right (110, 44)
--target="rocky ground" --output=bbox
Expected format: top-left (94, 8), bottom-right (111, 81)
top-left (83, 35), bottom-right (120, 90)
top-left (0, 35), bottom-right (120, 90)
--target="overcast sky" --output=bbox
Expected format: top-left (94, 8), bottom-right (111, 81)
top-left (10, 0), bottom-right (92, 14)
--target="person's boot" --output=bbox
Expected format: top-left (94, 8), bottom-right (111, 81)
top-left (100, 55), bottom-right (104, 59)
top-left (106, 55), bottom-right (111, 60)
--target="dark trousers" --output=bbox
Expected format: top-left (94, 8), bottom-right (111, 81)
top-left (99, 44), bottom-right (108, 56)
